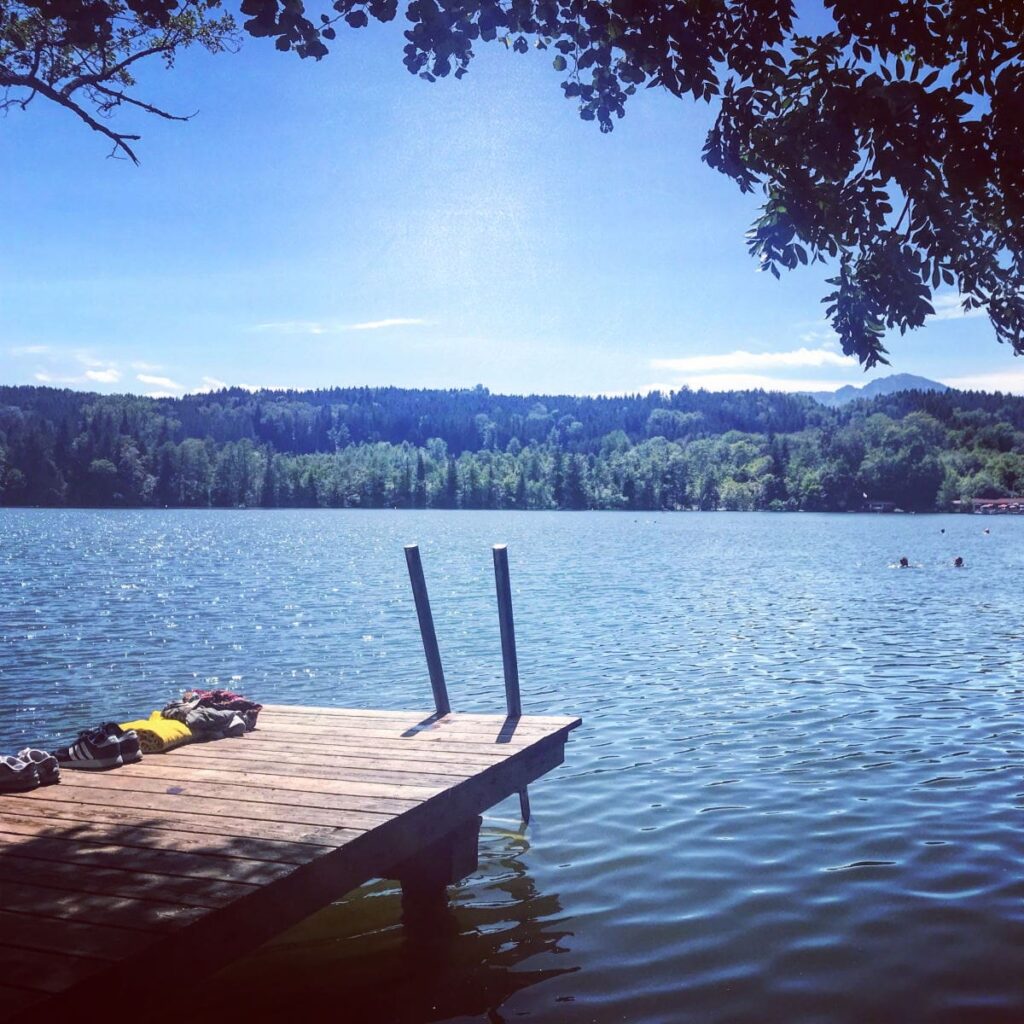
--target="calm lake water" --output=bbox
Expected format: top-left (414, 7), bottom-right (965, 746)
top-left (2, 509), bottom-right (1022, 1023)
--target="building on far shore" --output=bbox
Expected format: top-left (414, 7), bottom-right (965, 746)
top-left (864, 499), bottom-right (898, 513)
top-left (951, 497), bottom-right (1024, 514)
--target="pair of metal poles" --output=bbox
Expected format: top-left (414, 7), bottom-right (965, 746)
top-left (403, 543), bottom-right (529, 823)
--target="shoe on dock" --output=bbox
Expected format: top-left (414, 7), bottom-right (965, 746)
top-left (0, 754), bottom-right (40, 792)
top-left (52, 728), bottom-right (123, 771)
top-left (15, 747), bottom-right (60, 785)
top-left (100, 723), bottom-right (143, 764)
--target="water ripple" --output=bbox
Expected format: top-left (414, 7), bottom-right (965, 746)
top-left (2, 509), bottom-right (1023, 1023)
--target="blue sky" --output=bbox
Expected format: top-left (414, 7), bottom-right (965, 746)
top-left (1, 14), bottom-right (1021, 398)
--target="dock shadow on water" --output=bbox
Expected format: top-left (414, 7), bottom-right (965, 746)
top-left (188, 828), bottom-right (579, 1024)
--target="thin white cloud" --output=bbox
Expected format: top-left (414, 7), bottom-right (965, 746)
top-left (250, 317), bottom-right (427, 334)
top-left (931, 292), bottom-right (986, 321)
top-left (944, 371), bottom-right (1024, 394)
top-left (137, 373), bottom-right (182, 390)
top-left (85, 368), bottom-right (121, 383)
top-left (74, 351), bottom-right (106, 369)
top-left (132, 360), bottom-right (165, 372)
top-left (651, 346), bottom-right (857, 374)
top-left (346, 317), bottom-right (427, 331)
top-left (34, 370), bottom-right (87, 386)
top-left (194, 375), bottom-right (228, 392)
top-left (14, 348), bottom-right (125, 388)
top-left (251, 321), bottom-right (329, 335)
top-left (799, 329), bottom-right (840, 345)
top-left (639, 373), bottom-right (867, 394)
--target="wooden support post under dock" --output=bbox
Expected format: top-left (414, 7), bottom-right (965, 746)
top-left (387, 814), bottom-right (482, 928)
top-left (0, 704), bottom-right (579, 1023)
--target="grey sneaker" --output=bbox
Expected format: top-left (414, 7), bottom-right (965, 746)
top-left (16, 748), bottom-right (60, 785)
top-left (0, 755), bottom-right (40, 792)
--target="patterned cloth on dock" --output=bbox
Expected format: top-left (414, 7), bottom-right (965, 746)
top-left (182, 688), bottom-right (263, 731)
top-left (119, 711), bottom-right (193, 754)
top-left (161, 698), bottom-right (247, 740)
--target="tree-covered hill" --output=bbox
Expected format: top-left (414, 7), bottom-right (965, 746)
top-left (1, 382), bottom-right (1022, 512)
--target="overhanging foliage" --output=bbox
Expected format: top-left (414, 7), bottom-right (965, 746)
top-left (3, 0), bottom-right (1023, 362)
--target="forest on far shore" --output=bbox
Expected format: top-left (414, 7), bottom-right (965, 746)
top-left (1, 383), bottom-right (1022, 513)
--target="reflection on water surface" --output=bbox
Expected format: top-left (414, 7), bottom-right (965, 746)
top-left (194, 829), bottom-right (577, 1023)
top-left (2, 509), bottom-right (1022, 1023)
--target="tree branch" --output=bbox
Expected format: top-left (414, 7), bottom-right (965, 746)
top-left (893, 196), bottom-right (912, 234)
top-left (4, 73), bottom-right (141, 162)
top-left (91, 82), bottom-right (194, 121)
top-left (29, 37), bottom-right (44, 79)
top-left (62, 41), bottom-right (179, 96)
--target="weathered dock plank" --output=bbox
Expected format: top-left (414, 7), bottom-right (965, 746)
top-left (0, 705), bottom-right (579, 1022)
top-left (2, 798), bottom-right (363, 846)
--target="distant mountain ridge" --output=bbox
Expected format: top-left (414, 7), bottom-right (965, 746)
top-left (805, 373), bottom-right (948, 408)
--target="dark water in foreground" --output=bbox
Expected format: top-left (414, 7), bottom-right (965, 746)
top-left (1, 509), bottom-right (1022, 1023)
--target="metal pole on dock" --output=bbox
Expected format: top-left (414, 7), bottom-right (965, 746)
top-left (404, 543), bottom-right (451, 717)
top-left (492, 544), bottom-right (522, 718)
top-left (492, 543), bottom-right (530, 822)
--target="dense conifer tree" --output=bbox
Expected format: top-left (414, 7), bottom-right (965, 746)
top-left (2, 383), bottom-right (1023, 512)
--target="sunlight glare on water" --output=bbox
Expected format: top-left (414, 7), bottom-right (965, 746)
top-left (1, 509), bottom-right (1022, 1023)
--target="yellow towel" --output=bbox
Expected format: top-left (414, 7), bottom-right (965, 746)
top-left (119, 711), bottom-right (193, 753)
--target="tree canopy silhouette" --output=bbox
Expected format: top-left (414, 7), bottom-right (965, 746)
top-left (3, 0), bottom-right (1023, 365)
top-left (0, 0), bottom-right (237, 160)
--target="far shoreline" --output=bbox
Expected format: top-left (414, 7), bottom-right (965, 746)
top-left (0, 506), bottom-right (994, 516)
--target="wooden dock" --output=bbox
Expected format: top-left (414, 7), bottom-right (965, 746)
top-left (0, 704), bottom-right (580, 1022)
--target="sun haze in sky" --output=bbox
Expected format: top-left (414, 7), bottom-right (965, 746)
top-left (1, 13), bottom-right (1018, 399)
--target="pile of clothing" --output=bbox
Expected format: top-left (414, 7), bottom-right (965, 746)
top-left (164, 688), bottom-right (263, 739)
top-left (0, 687), bottom-right (262, 789)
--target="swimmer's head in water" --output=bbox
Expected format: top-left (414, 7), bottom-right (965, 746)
top-left (899, 556), bottom-right (909, 567)
top-left (954, 556), bottom-right (964, 567)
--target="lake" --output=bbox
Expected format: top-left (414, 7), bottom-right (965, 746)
top-left (1, 509), bottom-right (1022, 1023)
